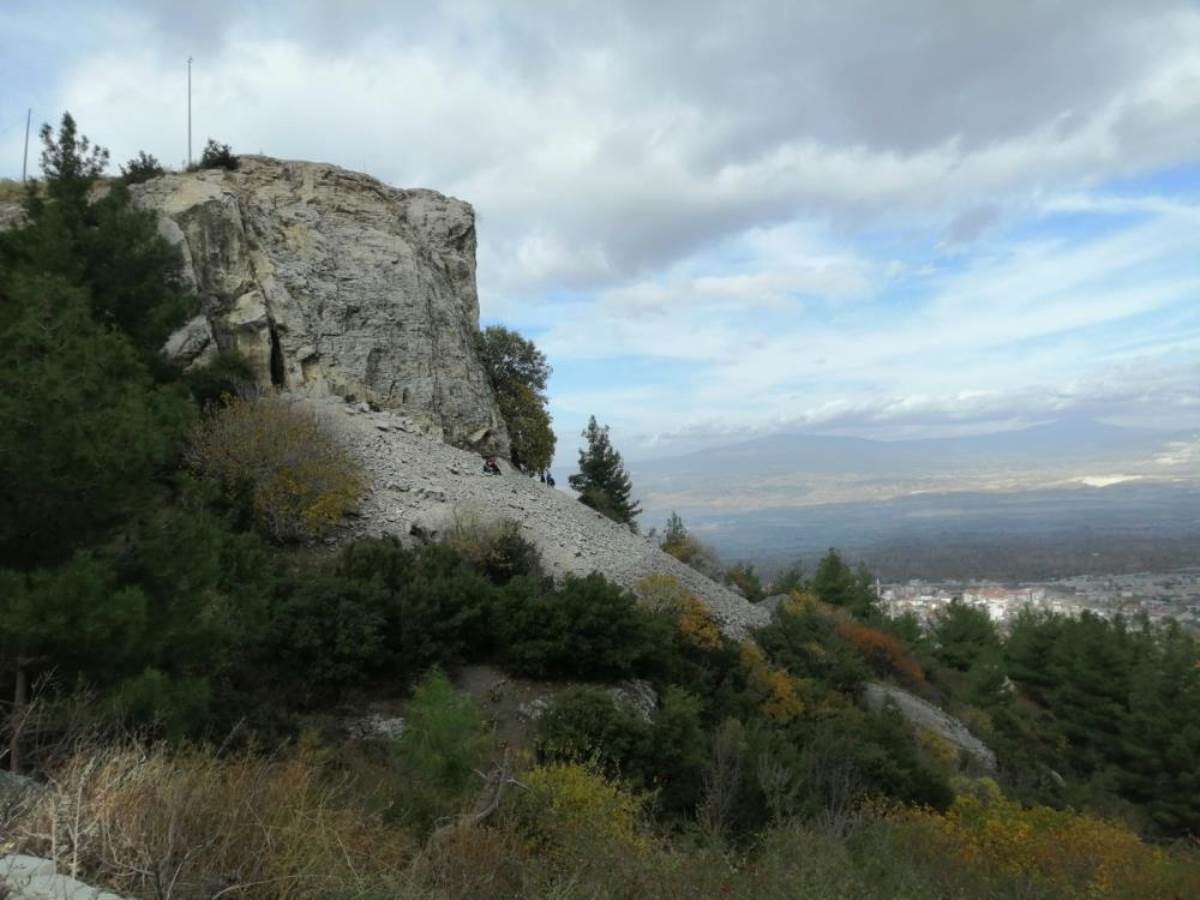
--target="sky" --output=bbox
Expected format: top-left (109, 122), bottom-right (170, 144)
top-left (2, 0), bottom-right (1199, 467)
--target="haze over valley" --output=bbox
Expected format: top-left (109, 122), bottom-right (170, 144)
top-left (633, 417), bottom-right (1200, 577)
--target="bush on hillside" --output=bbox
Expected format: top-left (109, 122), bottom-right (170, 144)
top-left (726, 561), bottom-right (765, 601)
top-left (512, 761), bottom-right (649, 857)
top-left (445, 516), bottom-right (545, 586)
top-left (186, 394), bottom-right (365, 542)
top-left (269, 575), bottom-right (389, 699)
top-left (756, 596), bottom-right (871, 694)
top-left (659, 511), bottom-right (725, 580)
top-left (195, 138), bottom-right (238, 171)
top-left (339, 538), bottom-right (500, 675)
top-left (10, 743), bottom-right (416, 898)
top-left (0, 274), bottom-right (192, 567)
top-left (108, 668), bottom-right (211, 740)
top-left (184, 348), bottom-right (259, 407)
top-left (119, 151), bottom-right (165, 184)
top-left (886, 781), bottom-right (1200, 898)
top-left (395, 669), bottom-right (492, 793)
top-left (499, 572), bottom-right (670, 680)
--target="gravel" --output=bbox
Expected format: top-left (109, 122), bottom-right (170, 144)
top-left (307, 396), bottom-right (770, 639)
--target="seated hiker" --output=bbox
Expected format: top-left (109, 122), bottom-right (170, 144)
top-left (546, 472), bottom-right (556, 487)
top-left (482, 456), bottom-right (501, 475)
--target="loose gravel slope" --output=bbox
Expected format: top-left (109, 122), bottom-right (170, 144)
top-left (309, 396), bottom-right (769, 639)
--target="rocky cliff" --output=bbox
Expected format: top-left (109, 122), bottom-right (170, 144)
top-left (133, 157), bottom-right (509, 453)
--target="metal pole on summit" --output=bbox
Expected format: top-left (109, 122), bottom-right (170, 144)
top-left (187, 56), bottom-right (193, 167)
top-left (21, 107), bottom-right (31, 182)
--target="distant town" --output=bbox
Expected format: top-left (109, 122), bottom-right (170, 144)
top-left (880, 568), bottom-right (1200, 631)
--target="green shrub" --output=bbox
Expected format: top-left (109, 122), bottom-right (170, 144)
top-left (119, 151), bottom-right (165, 184)
top-left (186, 394), bottom-right (365, 542)
top-left (446, 518), bottom-right (545, 586)
top-left (535, 685), bottom-right (707, 819)
top-left (499, 572), bottom-right (669, 680)
top-left (395, 669), bottom-right (492, 794)
top-left (726, 562), bottom-right (765, 601)
top-left (269, 575), bottom-right (388, 701)
top-left (110, 668), bottom-right (211, 740)
top-left (119, 505), bottom-right (275, 674)
top-left (756, 598), bottom-right (870, 694)
top-left (537, 686), bottom-right (653, 768)
top-left (0, 274), bottom-right (192, 567)
top-left (184, 349), bottom-right (258, 407)
top-left (334, 537), bottom-right (500, 677)
top-left (195, 138), bottom-right (238, 171)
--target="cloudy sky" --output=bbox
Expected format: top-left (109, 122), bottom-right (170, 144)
top-left (3, 0), bottom-right (1198, 464)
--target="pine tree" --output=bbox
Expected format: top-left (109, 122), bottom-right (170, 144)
top-left (0, 274), bottom-right (191, 568)
top-left (662, 512), bottom-right (688, 551)
top-left (931, 597), bottom-right (1001, 671)
top-left (2, 112), bottom-right (194, 362)
top-left (811, 548), bottom-right (877, 619)
top-left (569, 416), bottom-right (641, 529)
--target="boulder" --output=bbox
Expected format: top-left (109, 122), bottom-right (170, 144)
top-left (0, 854), bottom-right (127, 900)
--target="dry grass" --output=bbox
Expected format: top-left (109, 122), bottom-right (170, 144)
top-left (10, 742), bottom-right (417, 899)
top-left (0, 179), bottom-right (27, 202)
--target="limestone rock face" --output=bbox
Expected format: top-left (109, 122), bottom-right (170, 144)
top-left (132, 157), bottom-right (509, 454)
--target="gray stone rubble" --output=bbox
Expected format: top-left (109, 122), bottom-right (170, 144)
top-left (310, 396), bottom-right (770, 640)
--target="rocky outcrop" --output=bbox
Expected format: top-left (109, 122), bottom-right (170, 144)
top-left (864, 682), bottom-right (997, 772)
top-left (131, 157), bottom-right (508, 454)
top-left (0, 855), bottom-right (127, 900)
top-left (309, 396), bottom-right (771, 640)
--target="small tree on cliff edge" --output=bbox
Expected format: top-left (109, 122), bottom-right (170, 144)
top-left (478, 326), bottom-right (556, 474)
top-left (569, 416), bottom-right (641, 530)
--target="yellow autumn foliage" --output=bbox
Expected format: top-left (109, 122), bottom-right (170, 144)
top-left (679, 595), bottom-right (723, 651)
top-left (740, 642), bottom-right (805, 723)
top-left (187, 394), bottom-right (365, 542)
top-left (637, 574), bottom-right (724, 651)
top-left (515, 762), bottom-right (648, 855)
top-left (889, 783), bottom-right (1200, 898)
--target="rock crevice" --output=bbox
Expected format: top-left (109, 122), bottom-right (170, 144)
top-left (133, 157), bottom-right (509, 454)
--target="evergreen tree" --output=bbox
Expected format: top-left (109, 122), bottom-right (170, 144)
top-left (661, 512), bottom-right (688, 552)
top-left (931, 598), bottom-right (1001, 671)
top-left (770, 561), bottom-right (806, 595)
top-left (0, 274), bottom-right (191, 568)
top-left (569, 416), bottom-right (641, 529)
top-left (726, 562), bottom-right (765, 601)
top-left (477, 326), bottom-right (556, 473)
top-left (0, 553), bottom-right (148, 770)
top-left (810, 549), bottom-right (877, 619)
top-left (1, 112), bottom-right (194, 362)
top-left (36, 112), bottom-right (108, 213)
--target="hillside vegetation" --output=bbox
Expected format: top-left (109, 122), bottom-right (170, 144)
top-left (1, 114), bottom-right (1198, 899)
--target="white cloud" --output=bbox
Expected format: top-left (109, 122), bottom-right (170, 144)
top-left (5, 0), bottom-right (1199, 458)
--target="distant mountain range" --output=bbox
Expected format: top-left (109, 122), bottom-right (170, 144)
top-left (629, 418), bottom-right (1200, 578)
top-left (634, 416), bottom-right (1189, 481)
